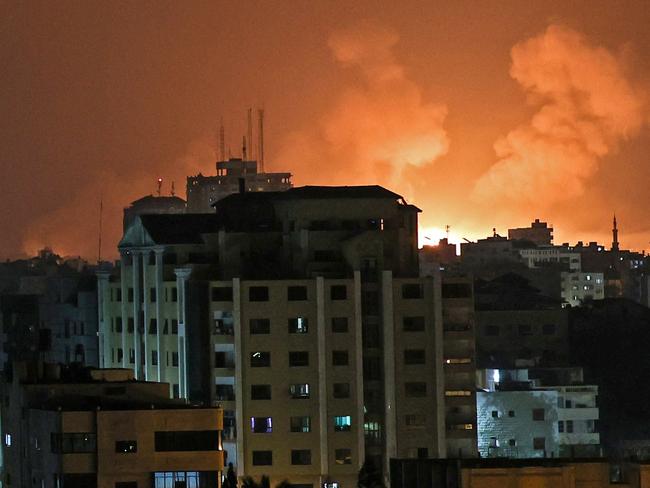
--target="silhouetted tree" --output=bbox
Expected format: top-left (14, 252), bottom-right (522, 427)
top-left (358, 459), bottom-right (385, 488)
top-left (223, 462), bottom-right (238, 488)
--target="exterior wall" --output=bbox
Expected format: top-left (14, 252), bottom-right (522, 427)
top-left (476, 309), bottom-right (569, 368)
top-left (519, 248), bottom-right (581, 272)
top-left (477, 390), bottom-right (560, 458)
top-left (561, 273), bottom-right (605, 307)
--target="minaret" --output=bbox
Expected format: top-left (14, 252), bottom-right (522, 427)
top-left (612, 214), bottom-right (619, 251)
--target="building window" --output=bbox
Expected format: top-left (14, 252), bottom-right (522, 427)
top-left (289, 351), bottom-right (309, 367)
top-left (331, 317), bottom-right (349, 333)
top-left (250, 318), bottom-right (271, 334)
top-left (154, 430), bottom-right (219, 451)
top-left (117, 348), bottom-right (123, 363)
top-left (211, 286), bottom-right (233, 301)
top-left (172, 352), bottom-right (179, 367)
top-left (508, 410), bottom-right (515, 417)
top-left (401, 283), bottom-right (423, 299)
top-left (491, 410), bottom-right (499, 418)
top-left (543, 323), bottom-right (556, 335)
top-left (128, 288), bottom-right (134, 302)
top-left (335, 448), bottom-right (352, 465)
top-left (251, 417), bottom-right (273, 433)
top-left (252, 450), bottom-right (273, 465)
top-left (151, 350), bottom-right (158, 366)
top-left (129, 349), bottom-right (135, 364)
top-left (405, 415), bottom-right (426, 427)
top-left (332, 350), bottom-right (349, 366)
top-left (149, 318), bottom-right (157, 334)
top-left (115, 482), bottom-right (137, 488)
top-left (171, 287), bottom-right (178, 302)
top-left (249, 286), bottom-right (269, 302)
top-left (51, 433), bottom-right (96, 453)
top-left (115, 440), bottom-right (137, 453)
top-left (442, 283), bottom-right (472, 298)
top-left (403, 316), bottom-right (425, 332)
top-left (363, 356), bottom-right (382, 381)
top-left (215, 384), bottom-right (235, 401)
top-left (171, 319), bottom-right (178, 335)
top-left (509, 439), bottom-right (517, 447)
top-left (558, 420), bottom-right (564, 433)
top-left (150, 288), bottom-right (156, 302)
top-left (417, 448), bottom-right (428, 459)
top-left (251, 385), bottom-right (272, 400)
top-left (334, 415), bottom-right (352, 432)
top-left (115, 317), bottom-right (123, 333)
top-left (288, 317), bottom-right (308, 334)
top-left (291, 449), bottom-right (312, 465)
top-left (485, 325), bottom-right (499, 336)
top-left (333, 383), bottom-right (350, 399)
top-left (289, 383), bottom-right (310, 399)
top-left (127, 317), bottom-right (135, 334)
top-left (404, 349), bottom-right (425, 365)
top-left (518, 324), bottom-right (533, 336)
top-left (532, 408), bottom-right (545, 421)
top-left (533, 437), bottom-right (545, 450)
top-left (115, 288), bottom-right (122, 302)
top-left (405, 382), bottom-right (427, 397)
top-left (251, 351), bottom-right (271, 367)
top-left (290, 416), bottom-right (311, 433)
top-left (288, 285), bottom-right (308, 301)
top-left (331, 285), bottom-right (347, 300)
top-left (566, 420), bottom-right (574, 433)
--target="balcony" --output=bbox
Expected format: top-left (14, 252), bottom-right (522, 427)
top-left (558, 407), bottom-right (599, 421)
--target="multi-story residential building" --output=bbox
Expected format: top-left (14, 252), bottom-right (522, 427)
top-left (186, 158), bottom-right (292, 212)
top-left (1, 363), bottom-right (224, 488)
top-left (508, 219), bottom-right (553, 246)
top-left (98, 185), bottom-right (473, 486)
top-left (476, 368), bottom-right (600, 459)
top-left (519, 246), bottom-right (581, 272)
top-left (560, 272), bottom-right (605, 307)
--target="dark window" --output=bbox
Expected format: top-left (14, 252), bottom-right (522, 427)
top-left (333, 383), bottom-right (350, 398)
top-left (115, 317), bottom-right (123, 333)
top-left (402, 284), bottom-right (423, 299)
top-left (51, 433), bottom-right (96, 453)
top-left (362, 321), bottom-right (381, 348)
top-left (362, 290), bottom-right (380, 314)
top-left (314, 250), bottom-right (338, 262)
top-left (128, 288), bottom-right (134, 302)
top-left (149, 288), bottom-right (156, 302)
top-left (249, 286), bottom-right (269, 302)
top-left (417, 448), bottom-right (428, 459)
top-left (289, 383), bottom-right (310, 399)
top-left (485, 325), bottom-right (499, 336)
top-left (441, 283), bottom-right (472, 298)
top-left (115, 483), bottom-right (137, 488)
top-left (171, 287), bottom-right (178, 302)
top-left (558, 420), bottom-right (564, 433)
top-left (171, 319), bottom-right (178, 335)
top-left (405, 382), bottom-right (427, 397)
top-left (212, 286), bottom-right (233, 301)
top-left (115, 440), bottom-right (137, 453)
top-left (533, 437), bottom-right (545, 450)
top-left (251, 417), bottom-right (273, 433)
top-left (508, 410), bottom-right (515, 417)
top-left (290, 416), bottom-right (311, 433)
top-left (332, 350), bottom-right (349, 366)
top-left (335, 448), bottom-right (352, 465)
top-left (148, 318), bottom-right (157, 334)
top-left (250, 318), bottom-right (270, 334)
top-left (154, 430), bottom-right (219, 451)
top-left (288, 286), bottom-right (308, 301)
top-left (491, 410), bottom-right (499, 418)
top-left (518, 324), bottom-right (533, 336)
top-left (172, 352), bottom-right (179, 367)
top-left (215, 384), bottom-right (235, 401)
top-left (288, 317), bottom-right (308, 334)
top-left (331, 285), bottom-right (347, 300)
top-left (115, 288), bottom-right (122, 302)
top-left (127, 317), bottom-right (134, 333)
top-left (251, 385), bottom-right (272, 400)
top-left (291, 449), bottom-right (311, 465)
top-left (289, 351), bottom-right (309, 367)
top-left (566, 420), bottom-right (574, 433)
top-left (151, 350), bottom-right (158, 366)
top-left (533, 408), bottom-right (545, 421)
top-left (404, 349), bottom-right (426, 365)
top-left (252, 450), bottom-right (273, 465)
top-left (403, 316), bottom-right (425, 332)
top-left (363, 357), bottom-right (382, 381)
top-left (332, 317), bottom-right (349, 333)
top-left (543, 323), bottom-right (556, 335)
top-left (251, 351), bottom-right (271, 367)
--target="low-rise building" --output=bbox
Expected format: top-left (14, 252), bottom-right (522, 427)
top-left (560, 272), bottom-right (605, 307)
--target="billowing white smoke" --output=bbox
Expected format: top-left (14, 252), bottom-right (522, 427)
top-left (472, 25), bottom-right (645, 207)
top-left (278, 20), bottom-right (449, 186)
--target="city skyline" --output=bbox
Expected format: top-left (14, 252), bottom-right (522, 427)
top-left (2, 1), bottom-right (650, 260)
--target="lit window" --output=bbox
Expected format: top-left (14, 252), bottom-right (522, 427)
top-left (251, 417), bottom-right (273, 433)
top-left (4, 434), bottom-right (11, 447)
top-left (334, 415), bottom-right (352, 432)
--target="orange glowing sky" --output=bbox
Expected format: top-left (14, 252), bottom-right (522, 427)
top-left (2, 1), bottom-right (650, 260)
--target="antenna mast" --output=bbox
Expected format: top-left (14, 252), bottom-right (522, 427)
top-left (247, 108), bottom-right (253, 161)
top-left (219, 119), bottom-right (226, 162)
top-left (258, 108), bottom-right (265, 173)
top-left (97, 195), bottom-right (103, 264)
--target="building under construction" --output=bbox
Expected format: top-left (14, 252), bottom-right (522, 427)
top-left (186, 109), bottom-right (293, 212)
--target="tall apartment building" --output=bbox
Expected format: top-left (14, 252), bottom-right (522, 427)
top-left (186, 158), bottom-right (292, 212)
top-left (508, 219), bottom-right (553, 246)
top-left (98, 185), bottom-right (476, 486)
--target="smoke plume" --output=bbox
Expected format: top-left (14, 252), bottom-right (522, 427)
top-left (472, 25), bottom-right (646, 209)
top-left (277, 20), bottom-right (449, 189)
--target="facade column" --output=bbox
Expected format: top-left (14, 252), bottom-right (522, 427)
top-left (119, 252), bottom-right (128, 369)
top-left (154, 248), bottom-right (164, 382)
top-left (353, 271), bottom-right (365, 469)
top-left (132, 251), bottom-right (142, 379)
top-left (431, 270), bottom-right (447, 458)
top-left (175, 266), bottom-right (192, 399)
top-left (316, 277), bottom-right (328, 479)
top-left (382, 270), bottom-right (397, 476)
top-left (96, 271), bottom-right (111, 368)
top-left (141, 250), bottom-right (150, 381)
top-left (233, 278), bottom-right (245, 476)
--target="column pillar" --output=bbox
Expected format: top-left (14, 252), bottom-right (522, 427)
top-left (382, 270), bottom-right (397, 475)
top-left (119, 252), bottom-right (128, 369)
top-left (132, 251), bottom-right (142, 379)
top-left (96, 271), bottom-right (111, 368)
top-left (316, 277), bottom-right (329, 478)
top-left (142, 250), bottom-right (150, 381)
top-left (154, 248), bottom-right (164, 382)
top-left (175, 266), bottom-right (192, 399)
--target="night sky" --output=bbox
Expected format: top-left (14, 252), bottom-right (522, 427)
top-left (2, 1), bottom-right (650, 259)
